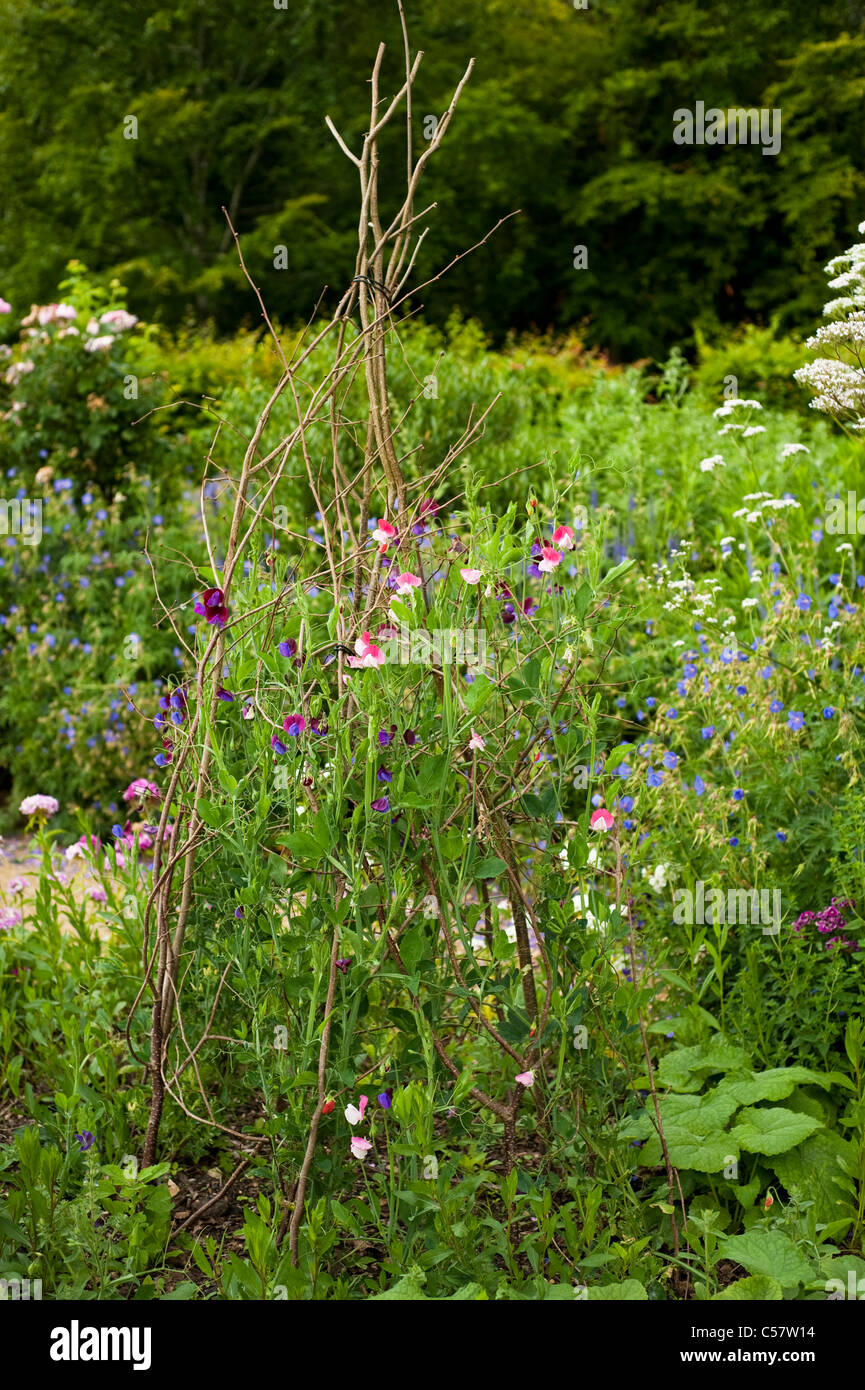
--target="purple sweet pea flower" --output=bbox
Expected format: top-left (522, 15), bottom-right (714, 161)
top-left (194, 587), bottom-right (229, 629)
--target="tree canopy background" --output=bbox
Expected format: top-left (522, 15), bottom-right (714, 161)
top-left (1, 0), bottom-right (863, 358)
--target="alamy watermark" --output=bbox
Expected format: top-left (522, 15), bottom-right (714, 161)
top-left (0, 497), bottom-right (41, 546)
top-left (673, 881), bottom-right (782, 935)
top-left (382, 627), bottom-right (488, 668)
top-left (673, 102), bottom-right (781, 157)
top-left (825, 491), bottom-right (865, 535)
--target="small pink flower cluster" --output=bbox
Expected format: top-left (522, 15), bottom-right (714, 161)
top-left (19, 794), bottom-right (60, 820)
top-left (793, 898), bottom-right (860, 952)
top-left (123, 778), bottom-right (161, 806)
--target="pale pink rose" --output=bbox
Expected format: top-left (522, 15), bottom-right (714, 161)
top-left (100, 309), bottom-right (138, 332)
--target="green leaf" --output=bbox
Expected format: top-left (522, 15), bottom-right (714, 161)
top-left (277, 831), bottom-right (324, 866)
top-left (599, 557), bottom-right (635, 587)
top-left (464, 674), bottom-right (494, 715)
top-left (399, 925), bottom-right (427, 974)
top-left (196, 797), bottom-right (224, 829)
top-left (713, 1274), bottom-right (783, 1301)
top-left (388, 599), bottom-right (413, 624)
top-left (474, 856), bottom-right (508, 879)
top-left (715, 1066), bottom-right (843, 1106)
top-left (586, 1279), bottom-right (647, 1300)
top-left (718, 1231), bottom-right (815, 1290)
top-left (657, 1042), bottom-right (753, 1092)
top-left (729, 1106), bottom-right (822, 1156)
top-left (769, 1130), bottom-right (855, 1221)
top-left (368, 1267), bottom-right (429, 1300)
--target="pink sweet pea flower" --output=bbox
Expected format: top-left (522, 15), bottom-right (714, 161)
top-left (344, 1095), bottom-right (369, 1126)
top-left (372, 520), bottom-right (397, 547)
top-left (515, 1070), bottom-right (535, 1087)
top-left (590, 808), bottom-right (614, 833)
top-left (350, 1136), bottom-right (373, 1160)
top-left (348, 632), bottom-right (386, 668)
top-left (460, 567), bottom-right (482, 584)
top-left (538, 546), bottom-right (562, 573)
top-left (552, 525), bottom-right (576, 550)
top-left (468, 728), bottom-right (486, 751)
top-left (0, 299), bottom-right (11, 315)
top-left (394, 571), bottom-right (422, 596)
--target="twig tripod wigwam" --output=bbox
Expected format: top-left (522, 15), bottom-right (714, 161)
top-left (133, 10), bottom-right (658, 1272)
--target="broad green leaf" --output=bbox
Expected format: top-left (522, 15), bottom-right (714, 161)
top-left (718, 1231), bottom-right (815, 1290)
top-left (716, 1066), bottom-right (842, 1106)
top-left (586, 1279), bottom-right (647, 1300)
top-left (195, 796), bottom-right (224, 829)
top-left (713, 1274), bottom-right (783, 1301)
top-left (657, 1042), bottom-right (753, 1092)
top-left (729, 1106), bottom-right (822, 1156)
top-left (277, 831), bottom-right (324, 865)
top-left (769, 1130), bottom-right (855, 1221)
top-left (399, 925), bottom-right (427, 974)
top-left (474, 856), bottom-right (508, 879)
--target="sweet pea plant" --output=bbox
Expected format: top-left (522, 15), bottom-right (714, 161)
top-left (134, 37), bottom-right (641, 1282)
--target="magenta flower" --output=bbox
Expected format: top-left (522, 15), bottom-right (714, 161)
top-left (552, 524), bottom-right (576, 550)
top-left (371, 795), bottom-right (390, 813)
top-left (283, 714), bottom-right (307, 737)
top-left (194, 587), bottom-right (229, 629)
top-left (123, 778), bottom-right (161, 805)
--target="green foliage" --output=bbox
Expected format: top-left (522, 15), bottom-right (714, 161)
top-left (1, 1), bottom-right (864, 355)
